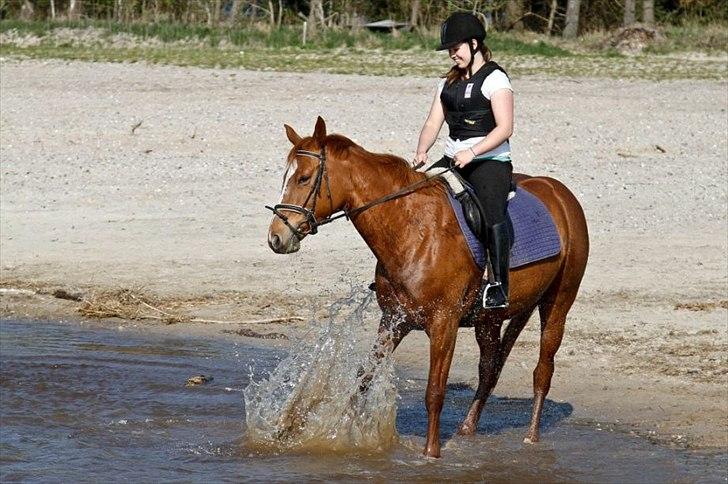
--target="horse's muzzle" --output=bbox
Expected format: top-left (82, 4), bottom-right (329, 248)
top-left (267, 225), bottom-right (301, 254)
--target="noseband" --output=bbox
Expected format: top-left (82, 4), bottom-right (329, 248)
top-left (266, 148), bottom-right (455, 239)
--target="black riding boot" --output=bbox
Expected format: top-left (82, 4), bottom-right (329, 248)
top-left (483, 222), bottom-right (510, 309)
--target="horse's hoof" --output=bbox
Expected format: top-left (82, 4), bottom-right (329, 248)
top-left (423, 447), bottom-right (441, 458)
top-left (523, 435), bottom-right (539, 444)
top-left (456, 425), bottom-right (476, 436)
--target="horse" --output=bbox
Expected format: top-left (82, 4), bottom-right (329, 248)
top-left (266, 117), bottom-right (589, 458)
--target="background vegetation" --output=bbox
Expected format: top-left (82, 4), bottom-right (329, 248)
top-left (2, 0), bottom-right (726, 36)
top-left (0, 1), bottom-right (725, 79)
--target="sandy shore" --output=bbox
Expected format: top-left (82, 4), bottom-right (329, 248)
top-left (1, 59), bottom-right (726, 450)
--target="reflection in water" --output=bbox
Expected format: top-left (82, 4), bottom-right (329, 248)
top-left (0, 317), bottom-right (726, 482)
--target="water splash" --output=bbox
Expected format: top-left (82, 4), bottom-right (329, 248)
top-left (243, 287), bottom-right (399, 452)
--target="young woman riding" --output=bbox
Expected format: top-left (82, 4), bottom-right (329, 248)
top-left (414, 12), bottom-right (514, 310)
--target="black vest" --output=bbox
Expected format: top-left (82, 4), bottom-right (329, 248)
top-left (440, 61), bottom-right (508, 140)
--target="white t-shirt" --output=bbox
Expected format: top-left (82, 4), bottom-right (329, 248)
top-left (436, 69), bottom-right (513, 161)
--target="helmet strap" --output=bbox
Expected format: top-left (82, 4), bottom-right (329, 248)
top-left (467, 40), bottom-right (476, 78)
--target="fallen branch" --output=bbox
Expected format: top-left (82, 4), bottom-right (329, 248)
top-left (187, 316), bottom-right (305, 325)
top-left (238, 316), bottom-right (305, 324)
top-left (0, 287), bottom-right (36, 296)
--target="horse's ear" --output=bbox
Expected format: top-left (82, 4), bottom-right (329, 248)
top-left (284, 124), bottom-right (302, 145)
top-left (313, 116), bottom-right (327, 143)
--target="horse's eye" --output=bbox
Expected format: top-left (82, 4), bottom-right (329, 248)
top-left (298, 175), bottom-right (311, 185)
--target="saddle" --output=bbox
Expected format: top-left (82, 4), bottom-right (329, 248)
top-left (421, 161), bottom-right (562, 270)
top-left (422, 162), bottom-right (515, 242)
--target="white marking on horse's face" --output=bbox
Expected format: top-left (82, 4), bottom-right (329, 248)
top-left (278, 159), bottom-right (298, 204)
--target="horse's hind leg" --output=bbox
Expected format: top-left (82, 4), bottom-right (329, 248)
top-left (457, 320), bottom-right (502, 435)
top-left (524, 285), bottom-right (578, 444)
top-left (458, 307), bottom-right (536, 435)
top-left (498, 306), bottom-right (537, 374)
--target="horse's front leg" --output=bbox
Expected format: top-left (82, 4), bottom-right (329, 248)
top-left (424, 319), bottom-right (459, 458)
top-left (357, 311), bottom-right (410, 393)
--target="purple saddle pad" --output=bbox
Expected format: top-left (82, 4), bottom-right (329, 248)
top-left (446, 187), bottom-right (562, 269)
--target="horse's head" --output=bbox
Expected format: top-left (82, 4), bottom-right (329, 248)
top-left (267, 117), bottom-right (351, 254)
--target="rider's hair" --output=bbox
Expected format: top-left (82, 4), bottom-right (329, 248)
top-left (443, 38), bottom-right (492, 85)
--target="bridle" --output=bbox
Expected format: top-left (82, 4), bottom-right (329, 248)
top-left (265, 148), bottom-right (336, 239)
top-left (265, 147), bottom-right (454, 240)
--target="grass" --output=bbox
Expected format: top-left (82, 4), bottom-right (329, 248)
top-left (0, 19), bottom-right (726, 80)
top-left (645, 21), bottom-right (728, 54)
top-left (0, 19), bottom-right (574, 54)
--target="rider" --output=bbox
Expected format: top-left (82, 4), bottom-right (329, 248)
top-left (414, 12), bottom-right (514, 309)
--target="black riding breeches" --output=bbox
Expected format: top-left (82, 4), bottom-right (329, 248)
top-left (433, 156), bottom-right (513, 226)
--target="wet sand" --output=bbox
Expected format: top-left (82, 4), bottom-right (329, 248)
top-left (0, 59), bottom-right (726, 452)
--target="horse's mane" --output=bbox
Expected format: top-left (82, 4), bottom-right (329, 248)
top-left (323, 134), bottom-right (447, 196)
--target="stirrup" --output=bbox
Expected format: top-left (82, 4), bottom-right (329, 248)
top-left (483, 281), bottom-right (508, 309)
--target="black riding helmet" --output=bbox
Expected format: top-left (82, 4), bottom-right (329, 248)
top-left (437, 12), bottom-right (486, 77)
top-left (436, 12), bottom-right (486, 51)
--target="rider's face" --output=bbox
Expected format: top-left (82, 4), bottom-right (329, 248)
top-left (448, 41), bottom-right (473, 69)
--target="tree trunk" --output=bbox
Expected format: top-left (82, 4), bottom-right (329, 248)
top-left (68, 0), bottom-right (82, 20)
top-left (545, 0), bottom-right (557, 34)
top-left (563, 0), bottom-right (581, 38)
top-left (20, 0), bottom-right (34, 20)
top-left (50, 0), bottom-right (56, 19)
top-left (212, 0), bottom-right (221, 25)
top-left (308, 0), bottom-right (324, 37)
top-left (642, 0), bottom-right (654, 24)
top-left (623, 0), bottom-right (636, 26)
top-left (505, 0), bottom-right (526, 31)
top-left (410, 0), bottom-right (421, 28)
top-left (228, 0), bottom-right (241, 24)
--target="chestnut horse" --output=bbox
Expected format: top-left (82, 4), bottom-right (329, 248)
top-left (267, 117), bottom-right (589, 458)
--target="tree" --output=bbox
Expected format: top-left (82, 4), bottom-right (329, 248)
top-left (642, 0), bottom-right (654, 24)
top-left (20, 0), bottom-right (34, 20)
top-left (307, 0), bottom-right (324, 37)
top-left (563, 0), bottom-right (581, 38)
top-left (68, 0), bottom-right (82, 19)
top-left (545, 0), bottom-right (558, 35)
top-left (228, 0), bottom-right (242, 24)
top-left (410, 0), bottom-right (421, 28)
top-left (623, 0), bottom-right (636, 25)
top-left (505, 0), bottom-right (526, 31)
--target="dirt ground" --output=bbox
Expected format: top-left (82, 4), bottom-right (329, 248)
top-left (1, 59), bottom-right (726, 451)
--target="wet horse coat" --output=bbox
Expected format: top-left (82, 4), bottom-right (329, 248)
top-left (267, 117), bottom-right (589, 458)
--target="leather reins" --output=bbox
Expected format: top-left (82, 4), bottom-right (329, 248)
top-left (265, 148), bottom-right (453, 240)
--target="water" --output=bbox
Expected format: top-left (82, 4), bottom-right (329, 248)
top-left (1, 316), bottom-right (726, 483)
top-left (244, 288), bottom-right (398, 451)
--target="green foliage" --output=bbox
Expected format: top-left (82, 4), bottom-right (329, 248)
top-left (0, 19), bottom-right (575, 56)
top-left (487, 35), bottom-right (572, 57)
top-left (1, 41), bottom-right (724, 80)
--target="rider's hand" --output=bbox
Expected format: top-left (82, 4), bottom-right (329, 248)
top-left (453, 148), bottom-right (475, 168)
top-left (412, 151), bottom-right (428, 168)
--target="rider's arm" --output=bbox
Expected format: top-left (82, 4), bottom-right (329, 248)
top-left (414, 88), bottom-right (446, 165)
top-left (469, 88), bottom-right (513, 156)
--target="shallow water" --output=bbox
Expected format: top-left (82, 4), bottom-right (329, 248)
top-left (1, 318), bottom-right (726, 483)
